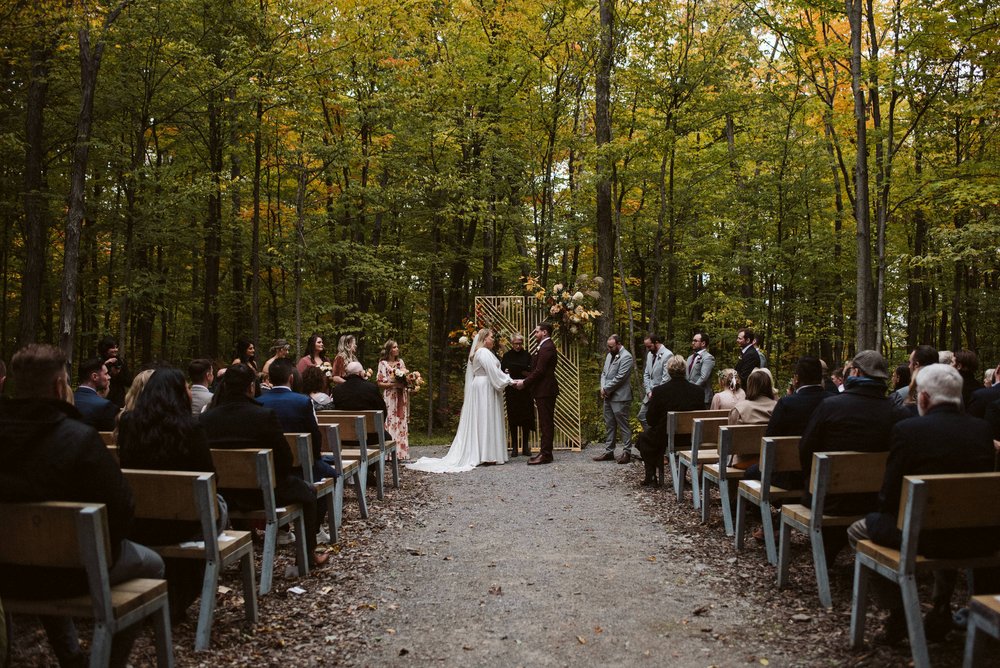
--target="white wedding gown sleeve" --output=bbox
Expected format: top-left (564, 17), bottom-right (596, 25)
top-left (406, 347), bottom-right (512, 473)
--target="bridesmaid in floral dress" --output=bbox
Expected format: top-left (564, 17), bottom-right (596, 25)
top-left (377, 339), bottom-right (410, 460)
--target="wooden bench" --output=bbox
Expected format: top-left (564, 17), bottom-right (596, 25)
top-left (209, 448), bottom-right (308, 595)
top-left (665, 409), bottom-right (729, 498)
top-left (122, 469), bottom-right (258, 650)
top-left (317, 414), bottom-right (375, 507)
top-left (850, 472), bottom-right (1000, 668)
top-left (98, 431), bottom-right (115, 445)
top-left (735, 436), bottom-right (803, 565)
top-left (777, 450), bottom-right (889, 608)
top-left (322, 409), bottom-right (400, 489)
top-left (285, 432), bottom-right (341, 543)
top-left (700, 424), bottom-right (768, 536)
top-left (676, 417), bottom-right (728, 508)
top-left (0, 501), bottom-right (174, 667)
top-left (319, 423), bottom-right (367, 524)
top-left (965, 594), bottom-right (1000, 668)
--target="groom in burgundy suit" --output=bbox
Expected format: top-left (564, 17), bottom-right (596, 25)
top-left (516, 322), bottom-right (559, 465)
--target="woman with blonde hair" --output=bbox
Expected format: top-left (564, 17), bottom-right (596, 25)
top-left (330, 334), bottom-right (357, 385)
top-left (408, 329), bottom-right (512, 472)
top-left (710, 368), bottom-right (745, 410)
top-left (377, 339), bottom-right (411, 460)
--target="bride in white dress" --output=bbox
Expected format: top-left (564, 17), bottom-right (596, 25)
top-left (407, 329), bottom-right (513, 472)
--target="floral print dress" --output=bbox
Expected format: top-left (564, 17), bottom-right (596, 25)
top-left (378, 359), bottom-right (410, 459)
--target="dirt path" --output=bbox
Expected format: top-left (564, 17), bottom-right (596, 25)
top-left (353, 447), bottom-right (796, 667)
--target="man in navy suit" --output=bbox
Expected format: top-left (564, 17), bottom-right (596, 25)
top-left (735, 327), bottom-right (760, 388)
top-left (968, 361), bottom-right (1000, 418)
top-left (257, 357), bottom-right (322, 458)
top-left (73, 357), bottom-right (119, 430)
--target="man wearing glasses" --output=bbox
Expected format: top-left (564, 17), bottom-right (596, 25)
top-left (502, 334), bottom-right (535, 457)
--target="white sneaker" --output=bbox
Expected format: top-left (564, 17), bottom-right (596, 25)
top-left (316, 527), bottom-right (331, 545)
top-left (277, 529), bottom-right (295, 545)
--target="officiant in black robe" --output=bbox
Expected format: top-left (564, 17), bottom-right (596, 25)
top-left (502, 334), bottom-right (535, 456)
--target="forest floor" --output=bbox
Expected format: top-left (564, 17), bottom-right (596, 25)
top-left (8, 446), bottom-right (981, 667)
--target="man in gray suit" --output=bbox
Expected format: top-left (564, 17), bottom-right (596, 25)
top-left (594, 335), bottom-right (635, 463)
top-left (686, 331), bottom-right (716, 407)
top-left (188, 358), bottom-right (214, 415)
top-left (637, 334), bottom-right (671, 430)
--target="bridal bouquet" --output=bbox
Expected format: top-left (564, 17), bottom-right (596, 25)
top-left (319, 361), bottom-right (333, 378)
top-left (394, 368), bottom-right (424, 393)
top-left (523, 274), bottom-right (602, 343)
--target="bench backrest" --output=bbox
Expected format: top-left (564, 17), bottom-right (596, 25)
top-left (809, 451), bottom-right (889, 518)
top-left (99, 431), bottom-right (115, 445)
top-left (667, 409), bottom-right (729, 450)
top-left (718, 424), bottom-right (769, 462)
top-left (691, 417), bottom-right (729, 452)
top-left (210, 448), bottom-right (275, 491)
top-left (284, 433), bottom-right (311, 471)
top-left (316, 413), bottom-right (366, 443)
top-left (121, 470), bottom-right (219, 558)
top-left (107, 444), bottom-right (120, 465)
top-left (319, 424), bottom-right (344, 471)
top-left (0, 501), bottom-right (109, 569)
top-left (320, 409), bottom-right (383, 437)
top-left (763, 436), bottom-right (802, 474)
top-left (897, 473), bottom-right (1000, 571)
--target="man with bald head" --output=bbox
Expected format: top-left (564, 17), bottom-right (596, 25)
top-left (330, 361), bottom-right (387, 416)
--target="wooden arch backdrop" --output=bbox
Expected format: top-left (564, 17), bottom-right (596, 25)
top-left (475, 296), bottom-right (582, 451)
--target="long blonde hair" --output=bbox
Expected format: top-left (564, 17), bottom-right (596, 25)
top-left (470, 329), bottom-right (492, 362)
top-left (122, 369), bottom-right (155, 412)
top-left (337, 334), bottom-right (358, 363)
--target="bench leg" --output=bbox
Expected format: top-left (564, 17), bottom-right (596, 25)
top-left (669, 452), bottom-right (680, 497)
top-left (293, 511), bottom-right (309, 578)
top-left (241, 550), bottom-right (259, 624)
top-left (152, 602), bottom-right (174, 667)
top-left (901, 574), bottom-right (930, 668)
top-left (700, 474), bottom-right (712, 524)
top-left (357, 456), bottom-right (369, 504)
top-left (810, 527), bottom-right (833, 608)
top-left (353, 471), bottom-right (369, 520)
top-left (849, 555), bottom-right (870, 649)
top-left (691, 463), bottom-right (702, 510)
top-left (776, 516), bottom-right (792, 589)
top-left (720, 479), bottom-right (735, 537)
top-left (195, 559), bottom-right (220, 650)
top-left (376, 456), bottom-right (385, 501)
top-left (964, 614), bottom-right (986, 668)
top-left (390, 449), bottom-right (400, 488)
top-left (734, 492), bottom-right (747, 552)
top-left (89, 623), bottom-right (113, 668)
top-left (332, 478), bottom-right (344, 541)
top-left (676, 461), bottom-right (687, 503)
top-left (259, 521), bottom-right (278, 595)
top-left (761, 502), bottom-right (778, 566)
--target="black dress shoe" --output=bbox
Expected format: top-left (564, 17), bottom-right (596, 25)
top-left (592, 452), bottom-right (615, 461)
top-left (509, 451), bottom-right (520, 457)
top-left (527, 454), bottom-right (553, 465)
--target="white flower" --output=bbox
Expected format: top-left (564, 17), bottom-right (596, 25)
top-left (459, 335), bottom-right (469, 345)
top-left (573, 291), bottom-right (584, 302)
top-left (554, 283), bottom-right (564, 292)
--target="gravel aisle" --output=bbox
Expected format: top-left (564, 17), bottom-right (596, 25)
top-left (355, 447), bottom-right (795, 667)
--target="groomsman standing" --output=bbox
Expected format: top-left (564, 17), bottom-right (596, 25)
top-left (686, 331), bottom-right (716, 408)
top-left (593, 335), bottom-right (634, 463)
top-left (637, 334), bottom-right (671, 430)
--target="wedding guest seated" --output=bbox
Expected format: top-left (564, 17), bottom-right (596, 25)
top-left (847, 364), bottom-right (999, 644)
top-left (330, 361), bottom-right (387, 418)
top-left (636, 355), bottom-right (704, 487)
top-left (709, 368), bottom-right (745, 411)
top-left (118, 368), bottom-right (221, 621)
top-left (969, 362), bottom-right (1000, 418)
top-left (727, 367), bottom-right (777, 469)
top-left (258, 358), bottom-right (337, 481)
top-left (74, 357), bottom-right (119, 430)
top-left (302, 366), bottom-right (334, 411)
top-left (953, 349), bottom-right (980, 409)
top-left (0, 343), bottom-right (164, 667)
top-left (199, 364), bottom-right (327, 567)
top-left (799, 350), bottom-right (907, 562)
top-left (188, 358), bottom-right (214, 416)
top-left (890, 345), bottom-right (937, 408)
top-left (890, 364), bottom-right (910, 395)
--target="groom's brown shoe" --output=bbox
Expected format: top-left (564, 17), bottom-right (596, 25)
top-left (527, 454), bottom-right (553, 465)
top-left (592, 452), bottom-right (615, 462)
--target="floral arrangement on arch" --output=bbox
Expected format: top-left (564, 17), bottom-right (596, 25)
top-left (448, 316), bottom-right (480, 347)
top-left (393, 367), bottom-right (425, 393)
top-left (523, 274), bottom-right (603, 343)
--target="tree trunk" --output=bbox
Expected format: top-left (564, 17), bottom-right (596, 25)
top-left (201, 95), bottom-right (223, 357)
top-left (594, 0), bottom-right (615, 348)
top-left (848, 0), bottom-right (876, 350)
top-left (59, 28), bottom-right (106, 362)
top-left (19, 45), bottom-right (54, 348)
